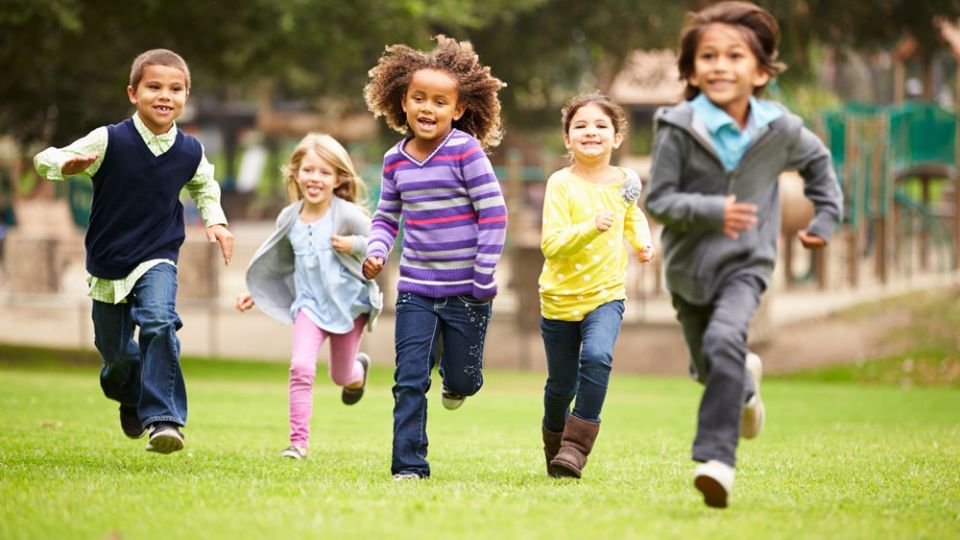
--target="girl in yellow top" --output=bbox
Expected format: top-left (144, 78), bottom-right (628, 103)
top-left (539, 91), bottom-right (655, 479)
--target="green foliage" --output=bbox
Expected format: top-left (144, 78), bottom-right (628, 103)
top-left (1, 357), bottom-right (959, 539)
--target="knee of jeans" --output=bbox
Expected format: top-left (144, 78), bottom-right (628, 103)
top-left (138, 314), bottom-right (181, 339)
top-left (580, 345), bottom-right (613, 371)
top-left (545, 380), bottom-right (578, 402)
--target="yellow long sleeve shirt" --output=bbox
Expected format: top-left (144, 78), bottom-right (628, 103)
top-left (538, 167), bottom-right (652, 321)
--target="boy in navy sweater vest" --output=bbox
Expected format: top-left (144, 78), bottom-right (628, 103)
top-left (34, 49), bottom-right (233, 454)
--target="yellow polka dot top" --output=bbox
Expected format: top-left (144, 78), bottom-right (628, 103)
top-left (538, 167), bottom-right (652, 321)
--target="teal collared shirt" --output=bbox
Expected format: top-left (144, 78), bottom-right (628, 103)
top-left (690, 94), bottom-right (783, 172)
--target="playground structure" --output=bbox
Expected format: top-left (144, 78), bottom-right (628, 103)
top-left (807, 102), bottom-right (960, 289)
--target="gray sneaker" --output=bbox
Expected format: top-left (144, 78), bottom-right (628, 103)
top-left (342, 353), bottom-right (369, 406)
top-left (145, 422), bottom-right (184, 454)
top-left (280, 445), bottom-right (307, 460)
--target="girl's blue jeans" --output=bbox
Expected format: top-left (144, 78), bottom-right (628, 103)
top-left (540, 300), bottom-right (624, 432)
top-left (391, 292), bottom-right (492, 478)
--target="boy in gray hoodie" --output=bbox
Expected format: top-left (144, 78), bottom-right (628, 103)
top-left (644, 1), bottom-right (843, 508)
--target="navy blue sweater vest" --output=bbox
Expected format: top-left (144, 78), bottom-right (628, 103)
top-left (86, 119), bottom-right (202, 279)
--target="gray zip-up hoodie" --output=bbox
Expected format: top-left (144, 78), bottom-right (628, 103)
top-left (244, 197), bottom-right (383, 330)
top-left (644, 100), bottom-right (843, 305)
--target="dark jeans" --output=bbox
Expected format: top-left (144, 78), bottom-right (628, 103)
top-left (672, 273), bottom-right (764, 467)
top-left (92, 264), bottom-right (186, 428)
top-left (541, 300), bottom-right (624, 432)
top-left (391, 292), bottom-right (492, 477)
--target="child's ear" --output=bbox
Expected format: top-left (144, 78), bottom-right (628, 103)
top-left (613, 132), bottom-right (623, 150)
top-left (752, 69), bottom-right (771, 89)
top-left (127, 85), bottom-right (138, 105)
top-left (453, 102), bottom-right (466, 121)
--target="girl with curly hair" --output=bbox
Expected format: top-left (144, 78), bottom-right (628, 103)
top-left (362, 35), bottom-right (508, 481)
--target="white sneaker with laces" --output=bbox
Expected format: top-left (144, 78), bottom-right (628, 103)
top-left (280, 445), bottom-right (307, 460)
top-left (740, 352), bottom-right (765, 439)
top-left (694, 460), bottom-right (735, 508)
top-left (392, 472), bottom-right (421, 481)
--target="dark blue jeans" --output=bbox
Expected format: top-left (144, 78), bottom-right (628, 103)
top-left (391, 292), bottom-right (492, 477)
top-left (92, 264), bottom-right (186, 428)
top-left (672, 273), bottom-right (764, 467)
top-left (541, 300), bottom-right (624, 432)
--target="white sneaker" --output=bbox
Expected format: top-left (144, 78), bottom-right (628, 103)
top-left (441, 386), bottom-right (465, 410)
top-left (280, 445), bottom-right (307, 460)
top-left (740, 353), bottom-right (765, 439)
top-left (694, 460), bottom-right (735, 508)
top-left (392, 472), bottom-right (421, 481)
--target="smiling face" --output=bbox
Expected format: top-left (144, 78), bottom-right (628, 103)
top-left (401, 68), bottom-right (465, 155)
top-left (127, 64), bottom-right (188, 135)
top-left (563, 103), bottom-right (622, 164)
top-left (296, 149), bottom-right (340, 213)
top-left (688, 23), bottom-right (770, 125)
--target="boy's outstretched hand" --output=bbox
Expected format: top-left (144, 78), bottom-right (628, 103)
top-left (207, 224), bottom-right (234, 265)
top-left (723, 195), bottom-right (757, 240)
top-left (797, 229), bottom-right (826, 249)
top-left (61, 154), bottom-right (99, 176)
top-left (363, 256), bottom-right (384, 279)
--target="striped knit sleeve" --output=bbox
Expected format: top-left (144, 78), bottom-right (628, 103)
top-left (365, 150), bottom-right (403, 261)
top-left (462, 139), bottom-right (507, 299)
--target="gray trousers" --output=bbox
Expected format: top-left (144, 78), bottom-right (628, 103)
top-left (671, 273), bottom-right (764, 467)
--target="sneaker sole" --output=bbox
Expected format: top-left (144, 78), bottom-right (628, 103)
top-left (694, 474), bottom-right (729, 508)
top-left (146, 433), bottom-right (184, 454)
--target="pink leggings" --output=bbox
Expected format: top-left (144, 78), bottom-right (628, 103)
top-left (289, 311), bottom-right (367, 448)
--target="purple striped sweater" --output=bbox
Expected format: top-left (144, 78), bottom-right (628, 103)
top-left (365, 129), bottom-right (508, 299)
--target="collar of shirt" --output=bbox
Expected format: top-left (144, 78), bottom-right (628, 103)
top-left (132, 113), bottom-right (178, 154)
top-left (690, 94), bottom-right (781, 137)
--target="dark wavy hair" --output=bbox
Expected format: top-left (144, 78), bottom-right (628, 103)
top-left (677, 1), bottom-right (786, 100)
top-left (364, 35), bottom-right (506, 149)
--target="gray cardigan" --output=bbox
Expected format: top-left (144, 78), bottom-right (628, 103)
top-left (244, 197), bottom-right (383, 331)
top-left (644, 101), bottom-right (844, 305)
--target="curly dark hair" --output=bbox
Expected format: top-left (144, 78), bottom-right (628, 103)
top-left (364, 35), bottom-right (506, 149)
top-left (677, 1), bottom-right (786, 100)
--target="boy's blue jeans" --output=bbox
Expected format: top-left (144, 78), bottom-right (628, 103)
top-left (540, 300), bottom-right (624, 432)
top-left (671, 273), bottom-right (764, 468)
top-left (92, 263), bottom-right (186, 428)
top-left (391, 292), bottom-right (491, 477)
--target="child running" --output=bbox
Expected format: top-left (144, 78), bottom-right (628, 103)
top-left (362, 35), bottom-right (508, 480)
top-left (236, 133), bottom-right (382, 460)
top-left (538, 91), bottom-right (655, 479)
top-left (645, 1), bottom-right (843, 507)
top-left (33, 49), bottom-right (233, 454)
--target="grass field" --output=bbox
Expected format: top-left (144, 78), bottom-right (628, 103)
top-left (1, 344), bottom-right (958, 540)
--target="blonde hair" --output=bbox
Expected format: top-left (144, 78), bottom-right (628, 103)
top-left (130, 49), bottom-right (191, 92)
top-left (281, 133), bottom-right (367, 206)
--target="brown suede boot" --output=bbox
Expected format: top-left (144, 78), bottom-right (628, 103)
top-left (542, 424), bottom-right (563, 477)
top-left (549, 414), bottom-right (600, 479)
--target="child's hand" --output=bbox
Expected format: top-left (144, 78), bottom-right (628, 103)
top-left (363, 256), bottom-right (384, 279)
top-left (797, 230), bottom-right (826, 249)
top-left (637, 245), bottom-right (655, 263)
top-left (235, 293), bottom-right (254, 312)
top-left (331, 234), bottom-right (352, 253)
top-left (206, 224), bottom-right (234, 265)
top-left (595, 210), bottom-right (615, 232)
top-left (723, 195), bottom-right (757, 240)
top-left (62, 154), bottom-right (99, 176)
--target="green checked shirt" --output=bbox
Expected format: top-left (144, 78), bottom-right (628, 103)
top-left (34, 113), bottom-right (228, 304)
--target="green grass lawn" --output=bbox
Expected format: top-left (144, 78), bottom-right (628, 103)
top-left (1, 350), bottom-right (958, 540)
